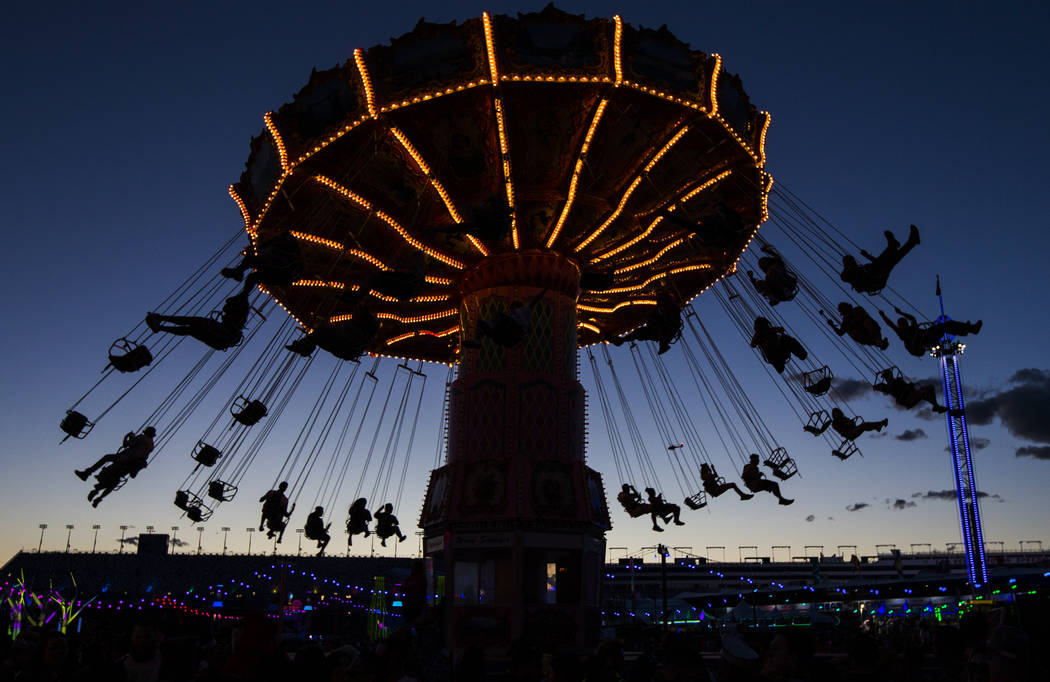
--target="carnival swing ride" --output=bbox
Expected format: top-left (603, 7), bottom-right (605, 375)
top-left (57, 7), bottom-right (983, 601)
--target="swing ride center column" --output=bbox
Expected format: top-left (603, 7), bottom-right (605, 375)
top-left (420, 251), bottom-right (611, 652)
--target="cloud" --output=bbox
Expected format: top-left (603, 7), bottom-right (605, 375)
top-left (896, 428), bottom-right (927, 441)
top-left (915, 407), bottom-right (936, 421)
top-left (827, 516), bottom-right (834, 521)
top-left (1016, 445), bottom-right (1050, 460)
top-left (846, 502), bottom-right (869, 512)
top-left (832, 377), bottom-right (869, 401)
top-left (913, 489), bottom-right (1004, 503)
top-left (171, 538), bottom-right (189, 547)
top-left (118, 536), bottom-right (138, 546)
top-left (965, 369), bottom-right (1050, 443)
top-left (805, 514), bottom-right (815, 522)
top-left (892, 498), bottom-right (916, 510)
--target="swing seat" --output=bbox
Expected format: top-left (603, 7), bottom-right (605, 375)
top-left (175, 489), bottom-right (204, 510)
top-left (97, 468), bottom-right (129, 491)
top-left (175, 490), bottom-right (213, 521)
top-left (622, 502), bottom-right (653, 518)
top-left (188, 503), bottom-right (213, 522)
top-left (207, 480), bottom-right (237, 502)
top-left (804, 410), bottom-right (831, 435)
top-left (802, 366), bottom-right (833, 396)
top-left (764, 447), bottom-right (798, 480)
top-left (833, 440), bottom-right (859, 460)
top-left (231, 397), bottom-right (267, 426)
top-left (108, 338), bottom-right (153, 373)
top-left (192, 441), bottom-right (221, 467)
top-left (873, 366), bottom-right (904, 390)
top-left (684, 491), bottom-right (708, 510)
top-left (60, 410), bottom-right (94, 441)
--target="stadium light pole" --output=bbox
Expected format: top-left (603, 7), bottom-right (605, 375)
top-left (197, 527), bottom-right (205, 555)
top-left (221, 527), bottom-right (231, 555)
top-left (119, 525), bottom-right (129, 554)
top-left (246, 528), bottom-right (255, 556)
top-left (91, 524), bottom-right (101, 553)
top-left (170, 527), bottom-right (179, 553)
top-left (146, 525), bottom-right (155, 536)
top-left (37, 524), bottom-right (47, 553)
top-left (65, 525), bottom-right (74, 553)
top-left (296, 528), bottom-right (304, 556)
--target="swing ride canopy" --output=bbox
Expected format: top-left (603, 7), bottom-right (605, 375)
top-left (231, 5), bottom-right (771, 364)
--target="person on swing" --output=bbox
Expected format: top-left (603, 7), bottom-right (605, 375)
top-left (76, 427), bottom-right (156, 507)
top-left (346, 497), bottom-right (372, 548)
top-left (146, 291), bottom-right (251, 351)
top-left (304, 506), bottom-right (331, 556)
top-left (259, 481), bottom-right (293, 540)
top-left (700, 463), bottom-right (753, 501)
top-left (830, 407), bottom-right (888, 441)
top-left (221, 229), bottom-right (303, 296)
top-left (747, 244), bottom-right (797, 306)
top-left (840, 225), bottom-right (920, 295)
top-left (374, 503), bottom-right (406, 546)
top-left (617, 484), bottom-right (647, 516)
top-left (824, 302), bottom-right (890, 350)
top-left (644, 487), bottom-right (686, 531)
top-left (741, 454), bottom-right (793, 505)
top-left (606, 292), bottom-right (682, 355)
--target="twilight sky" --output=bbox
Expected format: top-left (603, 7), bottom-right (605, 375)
top-left (2, 1), bottom-right (1048, 561)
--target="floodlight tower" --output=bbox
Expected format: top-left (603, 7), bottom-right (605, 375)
top-left (930, 277), bottom-right (988, 588)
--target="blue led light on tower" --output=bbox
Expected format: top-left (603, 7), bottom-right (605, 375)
top-left (930, 277), bottom-right (989, 588)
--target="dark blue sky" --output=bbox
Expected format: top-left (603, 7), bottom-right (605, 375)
top-left (2, 1), bottom-right (1048, 558)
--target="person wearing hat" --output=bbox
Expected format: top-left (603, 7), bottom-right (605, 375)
top-left (75, 426), bottom-right (156, 506)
